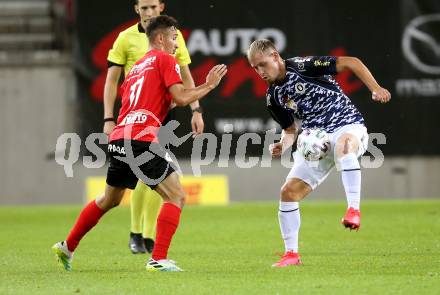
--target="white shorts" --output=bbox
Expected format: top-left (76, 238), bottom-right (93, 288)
top-left (286, 124), bottom-right (369, 189)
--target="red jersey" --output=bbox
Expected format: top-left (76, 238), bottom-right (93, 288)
top-left (110, 49), bottom-right (182, 143)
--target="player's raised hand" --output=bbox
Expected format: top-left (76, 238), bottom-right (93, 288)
top-left (206, 64), bottom-right (227, 88)
top-left (372, 87), bottom-right (391, 104)
top-left (269, 142), bottom-right (283, 158)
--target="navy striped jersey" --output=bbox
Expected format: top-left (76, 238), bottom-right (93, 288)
top-left (266, 56), bottom-right (364, 132)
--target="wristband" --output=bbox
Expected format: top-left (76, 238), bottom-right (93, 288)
top-left (104, 118), bottom-right (115, 123)
top-left (191, 107), bottom-right (203, 114)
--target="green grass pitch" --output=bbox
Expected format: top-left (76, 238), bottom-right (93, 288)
top-left (1, 200), bottom-right (439, 295)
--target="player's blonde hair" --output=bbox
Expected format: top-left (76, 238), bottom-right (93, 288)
top-left (247, 39), bottom-right (277, 59)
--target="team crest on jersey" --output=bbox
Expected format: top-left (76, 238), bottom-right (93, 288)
top-left (295, 82), bottom-right (306, 95)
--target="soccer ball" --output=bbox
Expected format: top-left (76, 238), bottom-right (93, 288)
top-left (297, 128), bottom-right (331, 161)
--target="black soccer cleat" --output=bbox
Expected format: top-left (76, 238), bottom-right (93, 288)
top-left (143, 238), bottom-right (155, 254)
top-left (128, 232), bottom-right (147, 254)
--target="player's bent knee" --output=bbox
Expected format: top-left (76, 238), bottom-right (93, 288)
top-left (336, 134), bottom-right (359, 157)
top-left (280, 178), bottom-right (312, 201)
top-left (98, 185), bottom-right (126, 210)
top-left (281, 183), bottom-right (303, 202)
top-left (155, 179), bottom-right (186, 208)
top-left (96, 195), bottom-right (121, 211)
top-left (153, 171), bottom-right (189, 208)
top-left (170, 184), bottom-right (186, 207)
top-left (110, 198), bottom-right (122, 208)
top-left (177, 190), bottom-right (186, 208)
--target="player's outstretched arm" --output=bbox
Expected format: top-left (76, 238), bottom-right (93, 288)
top-left (103, 66), bottom-right (122, 135)
top-left (336, 56), bottom-right (391, 104)
top-left (169, 64), bottom-right (227, 107)
top-left (270, 123), bottom-right (298, 158)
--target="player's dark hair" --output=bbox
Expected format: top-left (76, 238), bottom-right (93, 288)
top-left (146, 15), bottom-right (178, 40)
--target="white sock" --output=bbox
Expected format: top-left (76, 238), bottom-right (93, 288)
top-left (339, 153), bottom-right (361, 210)
top-left (278, 201), bottom-right (300, 253)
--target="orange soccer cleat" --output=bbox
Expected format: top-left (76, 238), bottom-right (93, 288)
top-left (341, 207), bottom-right (361, 230)
top-left (272, 251), bottom-right (302, 267)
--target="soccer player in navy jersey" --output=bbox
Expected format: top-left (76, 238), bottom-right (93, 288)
top-left (52, 16), bottom-right (227, 272)
top-left (247, 39), bottom-right (391, 267)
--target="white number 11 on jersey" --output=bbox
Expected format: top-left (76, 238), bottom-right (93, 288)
top-left (129, 76), bottom-right (144, 108)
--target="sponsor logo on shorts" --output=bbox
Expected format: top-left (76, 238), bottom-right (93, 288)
top-left (108, 144), bottom-right (125, 155)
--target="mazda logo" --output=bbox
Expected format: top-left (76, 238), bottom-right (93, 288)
top-left (402, 14), bottom-right (440, 75)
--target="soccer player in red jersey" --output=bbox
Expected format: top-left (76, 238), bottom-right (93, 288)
top-left (52, 15), bottom-right (227, 272)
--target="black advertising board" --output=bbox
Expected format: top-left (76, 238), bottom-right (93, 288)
top-left (74, 0), bottom-right (440, 156)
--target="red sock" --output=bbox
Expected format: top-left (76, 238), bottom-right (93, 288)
top-left (152, 202), bottom-right (182, 260)
top-left (66, 200), bottom-right (105, 252)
